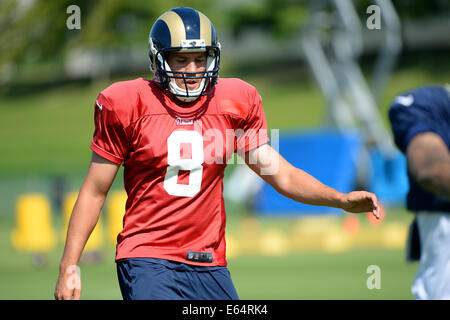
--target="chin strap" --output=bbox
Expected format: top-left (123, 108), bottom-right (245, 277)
top-left (168, 78), bottom-right (206, 102)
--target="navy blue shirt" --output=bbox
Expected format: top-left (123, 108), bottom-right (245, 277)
top-left (388, 85), bottom-right (450, 213)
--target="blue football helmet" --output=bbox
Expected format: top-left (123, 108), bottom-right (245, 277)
top-left (148, 7), bottom-right (221, 102)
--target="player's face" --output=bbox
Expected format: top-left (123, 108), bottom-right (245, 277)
top-left (167, 52), bottom-right (207, 91)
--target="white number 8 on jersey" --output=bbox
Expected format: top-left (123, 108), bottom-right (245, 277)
top-left (163, 130), bottom-right (204, 197)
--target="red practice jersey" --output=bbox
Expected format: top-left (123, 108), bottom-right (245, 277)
top-left (90, 78), bottom-right (269, 266)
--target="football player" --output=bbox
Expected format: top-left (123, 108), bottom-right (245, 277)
top-left (389, 85), bottom-right (450, 299)
top-left (55, 7), bottom-right (380, 300)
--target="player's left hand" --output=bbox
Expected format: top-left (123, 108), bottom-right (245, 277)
top-left (340, 191), bottom-right (380, 219)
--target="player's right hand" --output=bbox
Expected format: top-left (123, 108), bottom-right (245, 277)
top-left (54, 265), bottom-right (81, 300)
top-left (340, 191), bottom-right (380, 219)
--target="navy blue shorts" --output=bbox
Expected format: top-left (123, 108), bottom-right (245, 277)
top-left (116, 258), bottom-right (239, 300)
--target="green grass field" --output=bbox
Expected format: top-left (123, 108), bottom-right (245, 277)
top-left (0, 214), bottom-right (417, 300)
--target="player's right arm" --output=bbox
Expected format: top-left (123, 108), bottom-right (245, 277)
top-left (54, 151), bottom-right (120, 300)
top-left (406, 132), bottom-right (450, 200)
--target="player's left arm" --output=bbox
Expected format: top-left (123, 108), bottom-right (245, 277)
top-left (244, 143), bottom-right (380, 218)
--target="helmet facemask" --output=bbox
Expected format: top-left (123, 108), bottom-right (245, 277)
top-left (149, 39), bottom-right (220, 102)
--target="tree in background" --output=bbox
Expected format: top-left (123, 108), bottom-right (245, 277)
top-left (1, 0), bottom-right (449, 84)
top-left (0, 0), bottom-right (214, 82)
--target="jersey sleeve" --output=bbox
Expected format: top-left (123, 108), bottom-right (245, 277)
top-left (236, 88), bottom-right (270, 153)
top-left (388, 97), bottom-right (437, 154)
top-left (90, 93), bottom-right (129, 164)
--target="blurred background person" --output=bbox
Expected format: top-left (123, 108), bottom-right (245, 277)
top-left (389, 85), bottom-right (450, 299)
